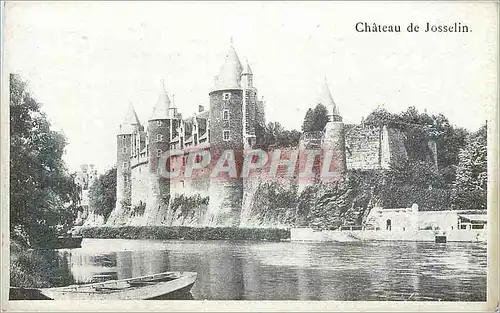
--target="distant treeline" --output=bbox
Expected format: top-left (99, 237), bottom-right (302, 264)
top-left (77, 226), bottom-right (290, 241)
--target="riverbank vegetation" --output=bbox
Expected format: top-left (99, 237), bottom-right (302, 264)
top-left (10, 241), bottom-right (74, 289)
top-left (248, 106), bottom-right (487, 230)
top-left (77, 226), bottom-right (290, 241)
top-left (10, 74), bottom-right (80, 288)
top-left (363, 107), bottom-right (486, 210)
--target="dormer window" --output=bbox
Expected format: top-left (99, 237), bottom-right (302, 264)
top-left (223, 110), bottom-right (229, 120)
top-left (222, 92), bottom-right (231, 100)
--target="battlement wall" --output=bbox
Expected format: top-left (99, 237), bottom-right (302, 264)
top-left (130, 152), bottom-right (148, 169)
top-left (168, 145), bottom-right (211, 196)
top-left (130, 162), bottom-right (148, 207)
top-left (386, 127), bottom-right (408, 167)
top-left (345, 124), bottom-right (382, 170)
top-left (122, 122), bottom-right (422, 228)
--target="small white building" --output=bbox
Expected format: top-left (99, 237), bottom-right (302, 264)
top-left (365, 204), bottom-right (487, 232)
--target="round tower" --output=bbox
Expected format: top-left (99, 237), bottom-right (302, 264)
top-left (111, 102), bottom-right (141, 224)
top-left (145, 81), bottom-right (173, 223)
top-left (320, 79), bottom-right (347, 180)
top-left (207, 44), bottom-right (245, 227)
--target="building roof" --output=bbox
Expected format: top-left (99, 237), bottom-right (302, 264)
top-left (197, 110), bottom-right (209, 120)
top-left (242, 61), bottom-right (253, 75)
top-left (149, 80), bottom-right (171, 121)
top-left (213, 45), bottom-right (243, 91)
top-left (318, 79), bottom-right (340, 117)
top-left (118, 102), bottom-right (141, 135)
top-left (458, 214), bottom-right (488, 223)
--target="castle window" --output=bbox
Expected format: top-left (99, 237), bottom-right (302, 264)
top-left (222, 92), bottom-right (231, 100)
top-left (123, 162), bottom-right (128, 169)
top-left (157, 120), bottom-right (163, 127)
top-left (123, 147), bottom-right (127, 153)
top-left (157, 134), bottom-right (163, 142)
top-left (157, 149), bottom-right (162, 157)
top-left (223, 130), bottom-right (230, 141)
top-left (223, 110), bottom-right (229, 120)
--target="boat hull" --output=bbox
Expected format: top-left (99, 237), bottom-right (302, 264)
top-left (147, 282), bottom-right (195, 300)
top-left (39, 272), bottom-right (197, 300)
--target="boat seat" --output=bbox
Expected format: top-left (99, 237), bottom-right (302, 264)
top-left (128, 281), bottom-right (162, 287)
top-left (94, 287), bottom-right (126, 291)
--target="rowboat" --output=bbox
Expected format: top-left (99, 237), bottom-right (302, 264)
top-left (38, 271), bottom-right (197, 300)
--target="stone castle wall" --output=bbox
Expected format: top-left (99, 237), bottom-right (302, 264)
top-left (107, 134), bottom-right (133, 225)
top-left (130, 161), bottom-right (148, 207)
top-left (208, 89), bottom-right (245, 226)
top-left (116, 124), bottom-right (411, 227)
top-left (345, 124), bottom-right (382, 170)
top-left (241, 148), bottom-right (300, 228)
top-left (386, 127), bottom-right (408, 166)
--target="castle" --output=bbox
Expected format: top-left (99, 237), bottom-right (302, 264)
top-left (106, 44), bottom-right (435, 227)
top-left (74, 164), bottom-right (103, 226)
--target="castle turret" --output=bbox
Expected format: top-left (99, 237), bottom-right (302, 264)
top-left (112, 102), bottom-right (141, 224)
top-left (145, 81), bottom-right (173, 222)
top-left (241, 61), bottom-right (253, 89)
top-left (241, 61), bottom-right (257, 147)
top-left (320, 79), bottom-right (347, 178)
top-left (207, 44), bottom-right (246, 226)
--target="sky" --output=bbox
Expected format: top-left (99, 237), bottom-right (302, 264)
top-left (4, 1), bottom-right (498, 173)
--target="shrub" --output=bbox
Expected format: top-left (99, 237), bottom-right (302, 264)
top-left (78, 226), bottom-right (290, 241)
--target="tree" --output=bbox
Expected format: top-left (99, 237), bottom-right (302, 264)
top-left (255, 122), bottom-right (301, 150)
top-left (302, 108), bottom-right (314, 132)
top-left (10, 74), bottom-right (80, 247)
top-left (302, 104), bottom-right (329, 132)
top-left (429, 114), bottom-right (469, 185)
top-left (365, 106), bottom-right (470, 184)
top-left (364, 107), bottom-right (397, 128)
top-left (89, 167), bottom-right (117, 221)
top-left (451, 124), bottom-right (487, 210)
top-left (382, 160), bottom-right (451, 209)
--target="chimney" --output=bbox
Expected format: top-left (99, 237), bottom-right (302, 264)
top-left (198, 105), bottom-right (204, 113)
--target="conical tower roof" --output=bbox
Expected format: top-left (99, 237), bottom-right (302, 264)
top-left (242, 60), bottom-right (253, 75)
top-left (317, 78), bottom-right (341, 120)
top-left (149, 80), bottom-right (171, 121)
top-left (118, 102), bottom-right (141, 135)
top-left (213, 45), bottom-right (243, 91)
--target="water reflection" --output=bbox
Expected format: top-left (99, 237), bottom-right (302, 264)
top-left (48, 239), bottom-right (486, 301)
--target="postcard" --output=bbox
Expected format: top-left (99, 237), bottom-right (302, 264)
top-left (1, 1), bottom-right (498, 312)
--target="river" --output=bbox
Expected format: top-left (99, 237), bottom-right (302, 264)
top-left (50, 239), bottom-right (486, 301)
